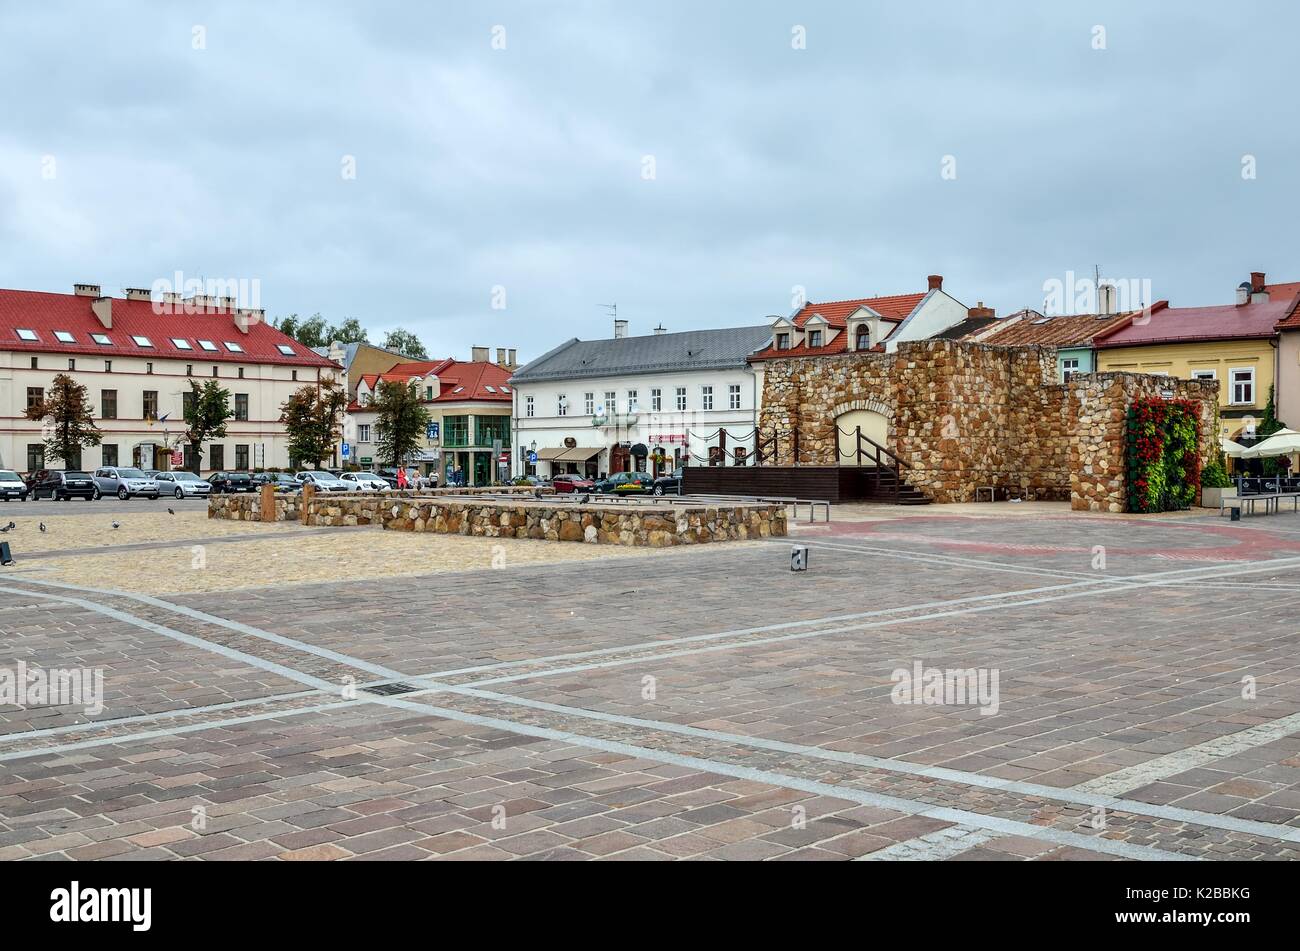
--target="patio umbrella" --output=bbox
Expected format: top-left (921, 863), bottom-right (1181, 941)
top-left (1219, 436), bottom-right (1250, 457)
top-left (1239, 427), bottom-right (1300, 458)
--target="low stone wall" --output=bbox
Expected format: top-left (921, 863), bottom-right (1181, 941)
top-left (210, 491), bottom-right (785, 545)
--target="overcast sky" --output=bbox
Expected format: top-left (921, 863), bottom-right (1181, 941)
top-left (3, 1), bottom-right (1297, 362)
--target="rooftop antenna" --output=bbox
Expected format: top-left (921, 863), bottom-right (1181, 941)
top-left (599, 303), bottom-right (617, 319)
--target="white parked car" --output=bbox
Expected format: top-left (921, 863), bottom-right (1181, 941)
top-left (0, 469), bottom-right (27, 501)
top-left (152, 471), bottom-right (212, 499)
top-left (294, 471), bottom-right (351, 493)
top-left (339, 472), bottom-right (389, 491)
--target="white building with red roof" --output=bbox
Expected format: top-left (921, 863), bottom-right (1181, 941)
top-left (748, 275), bottom-right (975, 361)
top-left (347, 350), bottom-right (515, 485)
top-left (0, 283), bottom-right (337, 474)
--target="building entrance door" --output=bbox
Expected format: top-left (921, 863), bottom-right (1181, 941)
top-left (835, 410), bottom-right (889, 465)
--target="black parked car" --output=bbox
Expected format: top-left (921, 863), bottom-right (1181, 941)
top-left (208, 471), bottom-right (255, 494)
top-left (31, 469), bottom-right (97, 501)
top-left (651, 467), bottom-right (685, 496)
top-left (593, 472), bottom-right (652, 494)
top-left (251, 472), bottom-right (300, 492)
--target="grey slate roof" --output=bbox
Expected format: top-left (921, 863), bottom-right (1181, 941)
top-left (510, 325), bottom-right (774, 383)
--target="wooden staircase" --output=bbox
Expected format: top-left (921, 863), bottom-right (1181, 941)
top-left (856, 466), bottom-right (931, 505)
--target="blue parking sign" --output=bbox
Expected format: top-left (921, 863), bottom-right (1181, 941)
top-left (426, 421), bottom-right (440, 439)
top-left (341, 442), bottom-right (350, 458)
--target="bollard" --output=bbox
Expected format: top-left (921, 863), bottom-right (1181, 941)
top-left (790, 544), bottom-right (808, 571)
top-left (1230, 506), bottom-right (1240, 522)
top-left (301, 483), bottom-right (316, 524)
top-left (0, 541), bottom-right (12, 566)
top-left (260, 483), bottom-right (277, 523)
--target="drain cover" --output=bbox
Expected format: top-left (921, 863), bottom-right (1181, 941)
top-left (363, 682), bottom-right (418, 696)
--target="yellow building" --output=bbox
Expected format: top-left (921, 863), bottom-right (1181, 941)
top-left (1095, 273), bottom-right (1289, 441)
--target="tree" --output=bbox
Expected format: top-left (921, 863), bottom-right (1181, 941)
top-left (382, 328), bottom-right (428, 359)
top-left (279, 376), bottom-right (348, 469)
top-left (274, 314), bottom-right (370, 347)
top-left (25, 374), bottom-right (101, 467)
top-left (182, 379), bottom-right (232, 471)
top-left (373, 380), bottom-right (431, 468)
top-left (331, 317), bottom-right (370, 344)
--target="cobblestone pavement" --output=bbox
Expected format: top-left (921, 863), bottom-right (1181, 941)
top-left (3, 506), bottom-right (1300, 860)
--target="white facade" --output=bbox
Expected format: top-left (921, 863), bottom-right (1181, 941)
top-left (0, 349), bottom-right (331, 474)
top-left (511, 365), bottom-right (762, 478)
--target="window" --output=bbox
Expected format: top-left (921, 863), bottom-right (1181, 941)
top-left (54, 331), bottom-right (75, 343)
top-left (358, 424), bottom-right (371, 443)
top-left (444, 415), bottom-right (470, 447)
top-left (807, 330), bottom-right (822, 348)
top-left (604, 391), bottom-right (616, 414)
top-left (557, 394), bottom-right (567, 417)
top-left (26, 387), bottom-right (43, 411)
top-left (29, 357), bottom-right (38, 369)
top-left (101, 444), bottom-right (119, 467)
top-left (209, 445), bottom-right (225, 470)
top-left (484, 385), bottom-right (496, 393)
top-left (651, 388), bottom-right (662, 411)
top-left (291, 370), bottom-right (297, 381)
top-left (475, 416), bottom-right (510, 446)
top-left (171, 338), bottom-right (192, 350)
top-left (183, 390), bottom-right (196, 416)
top-left (276, 344), bottom-right (295, 356)
top-left (132, 335), bottom-right (153, 348)
top-left (212, 365), bottom-right (219, 378)
top-left (223, 341), bottom-right (244, 353)
top-left (27, 444), bottom-right (43, 471)
top-left (67, 358), bottom-right (75, 371)
top-left (776, 333), bottom-right (790, 350)
top-left (235, 445), bottom-right (249, 470)
top-left (143, 390), bottom-right (158, 420)
top-left (186, 364), bottom-right (194, 377)
top-left (16, 328), bottom-right (38, 341)
top-left (104, 360), bottom-right (112, 372)
top-left (675, 387), bottom-right (687, 411)
top-left (183, 446), bottom-right (199, 473)
top-left (237, 367), bottom-right (244, 379)
top-left (146, 362), bottom-right (154, 375)
top-left (198, 340), bottom-right (218, 352)
top-left (91, 333), bottom-right (111, 346)
top-left (627, 390), bottom-right (638, 413)
top-left (64, 450), bottom-right (81, 470)
top-left (584, 393), bottom-right (595, 415)
top-left (1191, 369), bottom-right (1217, 381)
top-left (426, 386), bottom-right (434, 401)
top-left (525, 396), bottom-right (535, 418)
top-left (1061, 358), bottom-right (1080, 383)
top-left (101, 390), bottom-right (117, 419)
top-left (856, 326), bottom-right (870, 350)
top-left (235, 394), bottom-right (249, 421)
top-left (1231, 368), bottom-right (1255, 405)
top-left (701, 386), bottom-right (713, 411)
top-left (729, 384), bottom-right (742, 410)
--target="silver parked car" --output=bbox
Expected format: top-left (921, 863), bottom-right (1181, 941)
top-left (294, 471), bottom-right (351, 492)
top-left (93, 466), bottom-right (160, 500)
top-left (152, 471), bottom-right (212, 499)
top-left (339, 472), bottom-right (389, 491)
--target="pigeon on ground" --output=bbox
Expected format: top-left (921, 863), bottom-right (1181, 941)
top-left (0, 525), bottom-right (9, 534)
top-left (167, 508), bottom-right (175, 515)
top-left (4, 521), bottom-right (13, 530)
top-left (39, 522), bottom-right (46, 533)
top-left (579, 494), bottom-right (590, 504)
top-left (111, 521), bottom-right (121, 529)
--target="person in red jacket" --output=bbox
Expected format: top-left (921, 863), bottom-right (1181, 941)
top-left (396, 466), bottom-right (407, 489)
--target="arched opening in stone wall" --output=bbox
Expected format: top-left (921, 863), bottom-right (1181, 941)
top-left (835, 409), bottom-right (889, 465)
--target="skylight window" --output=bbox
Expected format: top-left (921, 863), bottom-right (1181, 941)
top-left (54, 331), bottom-right (75, 343)
top-left (91, 333), bottom-right (112, 345)
top-left (484, 385), bottom-right (496, 393)
top-left (171, 338), bottom-right (192, 350)
top-left (276, 344), bottom-right (296, 356)
top-left (501, 386), bottom-right (510, 393)
top-left (453, 386), bottom-right (464, 393)
top-left (224, 341), bottom-right (244, 353)
top-left (132, 335), bottom-right (154, 348)
top-left (15, 328), bottom-right (38, 341)
top-left (197, 339), bottom-right (218, 351)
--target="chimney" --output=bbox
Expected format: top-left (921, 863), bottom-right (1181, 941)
top-left (73, 283), bottom-right (101, 297)
top-left (192, 294), bottom-right (217, 310)
top-left (91, 297), bottom-right (112, 329)
top-left (927, 274), bottom-right (943, 291)
top-left (1097, 283), bottom-right (1117, 315)
top-left (653, 323), bottom-right (667, 335)
top-left (219, 295), bottom-right (237, 311)
top-left (471, 346), bottom-right (489, 362)
top-left (496, 347), bottom-right (507, 366)
top-left (1236, 282), bottom-right (1251, 306)
top-left (163, 291), bottom-right (182, 306)
top-left (123, 287), bottom-right (152, 302)
top-left (614, 319), bottom-right (629, 339)
top-left (967, 301), bottom-right (994, 320)
top-left (507, 348), bottom-right (516, 367)
top-left (1251, 271), bottom-right (1266, 293)
top-left (232, 308), bottom-right (264, 335)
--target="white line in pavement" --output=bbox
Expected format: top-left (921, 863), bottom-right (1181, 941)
top-left (855, 825), bottom-right (996, 861)
top-left (367, 692), bottom-right (1195, 862)
top-left (0, 586), bottom-right (338, 693)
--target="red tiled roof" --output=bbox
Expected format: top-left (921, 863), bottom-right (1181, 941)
top-left (1267, 282), bottom-right (1300, 330)
top-left (1095, 296), bottom-right (1288, 348)
top-left (355, 359), bottom-right (513, 404)
top-left (749, 291), bottom-right (927, 361)
top-left (0, 288), bottom-right (334, 368)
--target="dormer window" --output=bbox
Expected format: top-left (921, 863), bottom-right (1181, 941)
top-left (776, 333), bottom-right (790, 350)
top-left (856, 326), bottom-right (870, 350)
top-left (54, 331), bottom-right (75, 343)
top-left (807, 330), bottom-right (822, 348)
